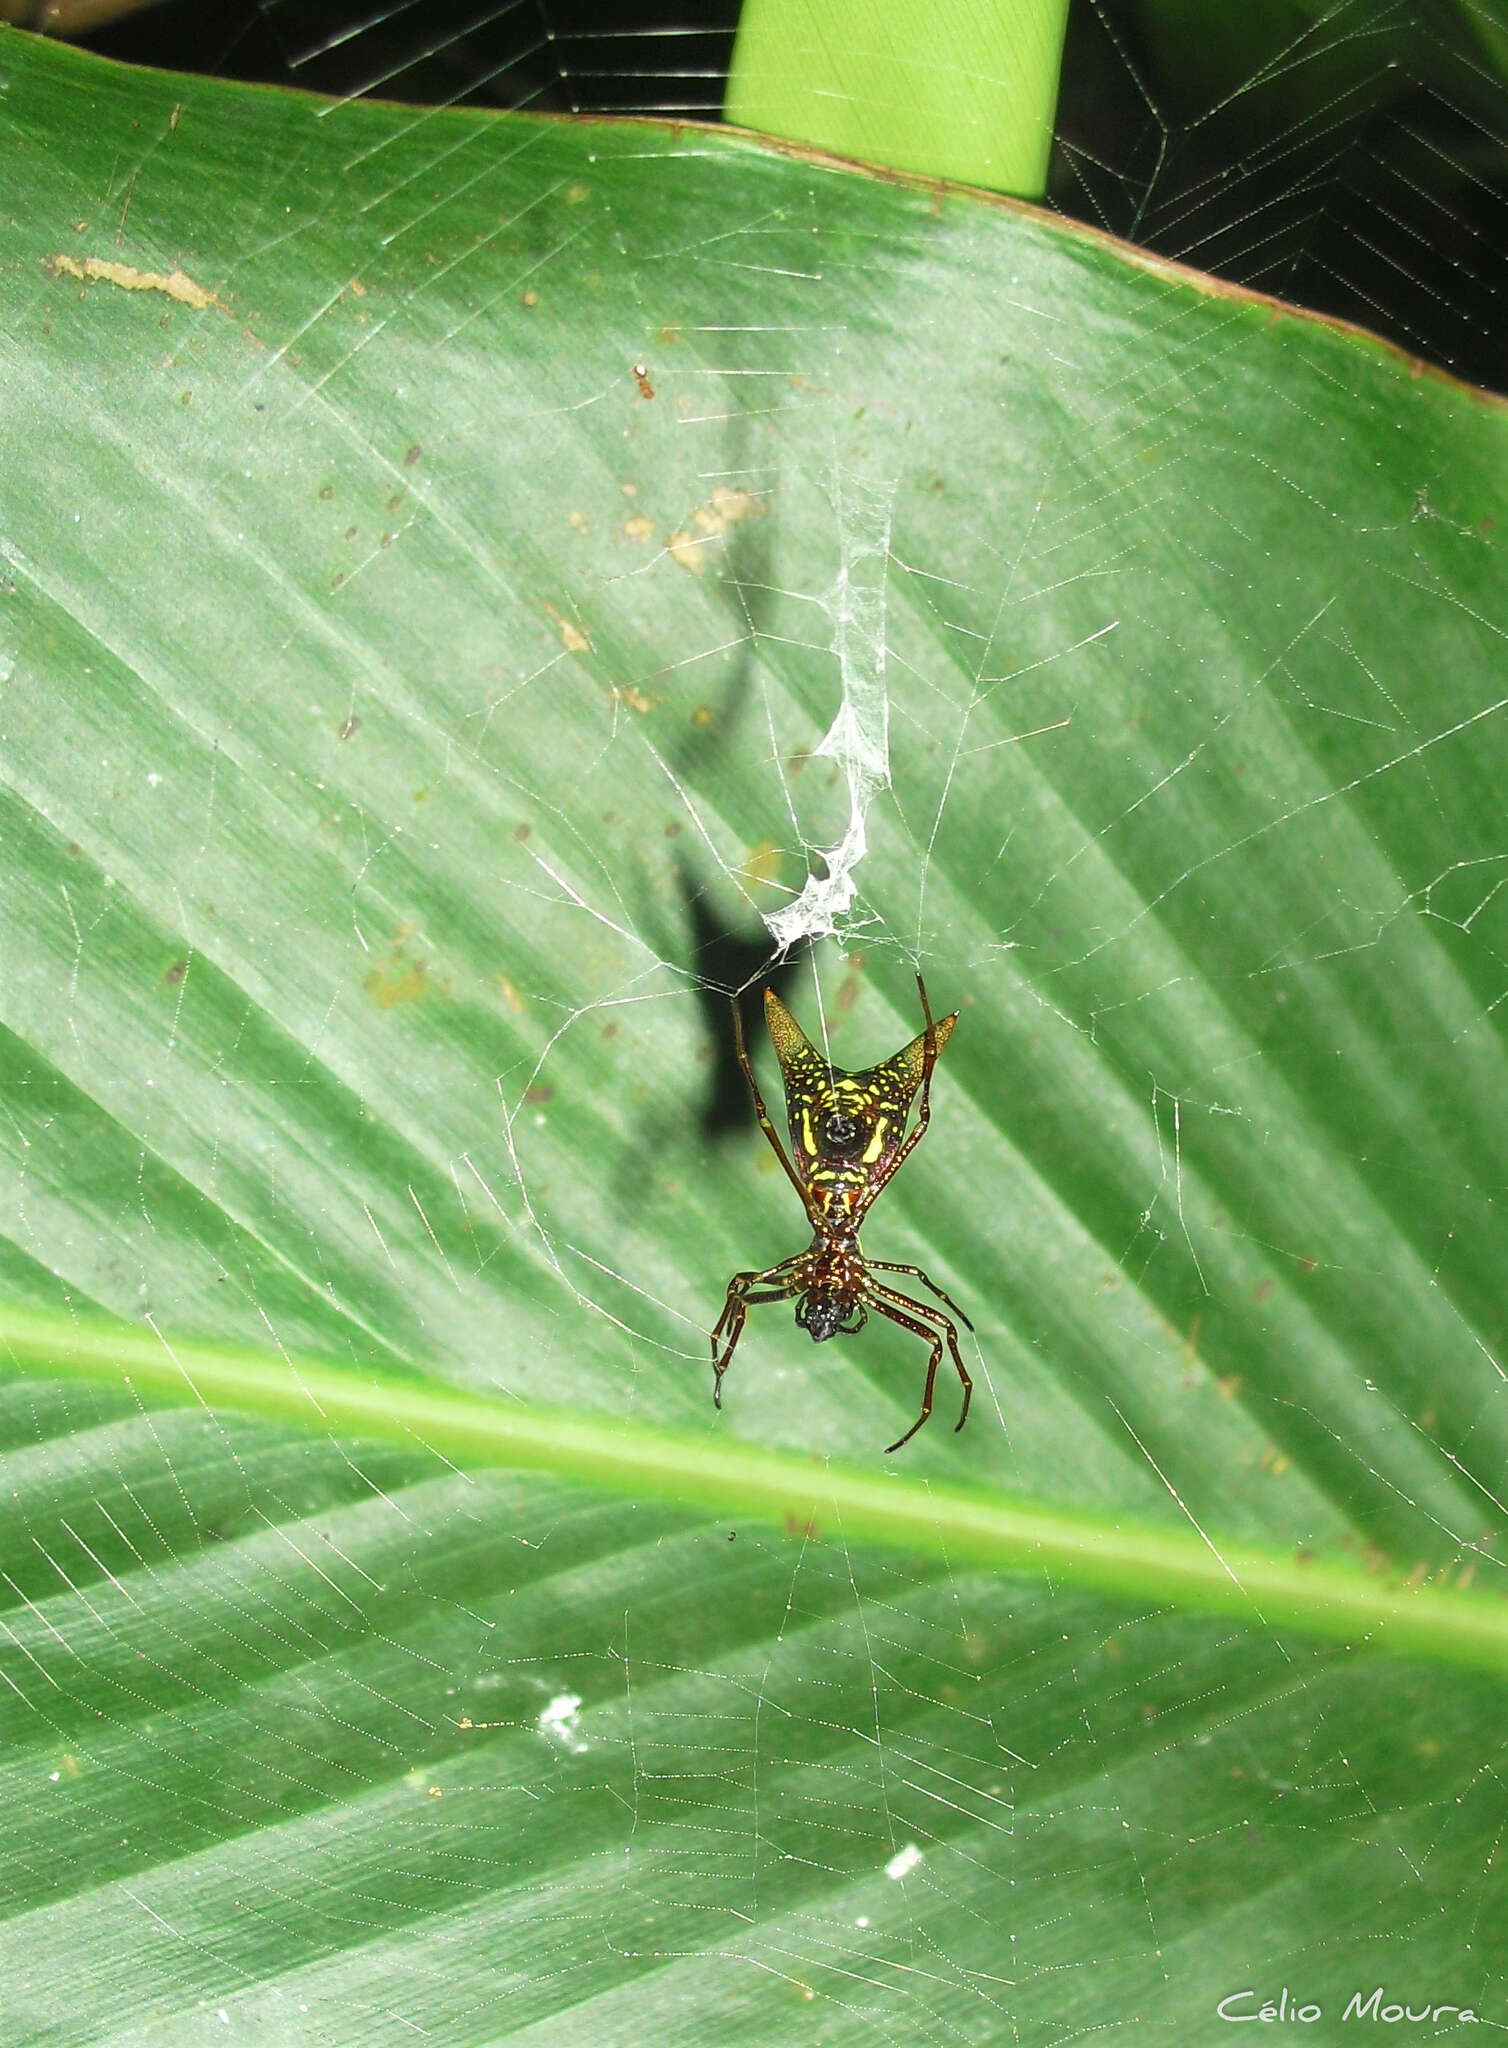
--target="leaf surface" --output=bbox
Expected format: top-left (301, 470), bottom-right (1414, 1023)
top-left (2, 27), bottom-right (1507, 2042)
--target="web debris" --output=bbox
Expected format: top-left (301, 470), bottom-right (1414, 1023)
top-left (765, 468), bottom-right (895, 954)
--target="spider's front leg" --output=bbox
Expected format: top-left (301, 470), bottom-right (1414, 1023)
top-left (711, 1260), bottom-right (800, 1410)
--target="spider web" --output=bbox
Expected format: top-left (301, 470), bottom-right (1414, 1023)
top-left (2, 5), bottom-right (1508, 2042)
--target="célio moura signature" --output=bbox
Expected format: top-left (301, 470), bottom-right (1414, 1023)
top-left (1217, 1988), bottom-right (1478, 2024)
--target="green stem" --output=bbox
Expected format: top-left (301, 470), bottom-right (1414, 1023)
top-left (724, 0), bottom-right (1070, 200)
top-left (1, 1303), bottom-right (1504, 1675)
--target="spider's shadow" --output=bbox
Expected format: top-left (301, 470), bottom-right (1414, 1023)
top-left (683, 876), bottom-right (807, 1139)
top-left (605, 409), bottom-right (825, 1223)
top-left (607, 866), bottom-right (806, 1244)
top-left (619, 421), bottom-right (812, 1154)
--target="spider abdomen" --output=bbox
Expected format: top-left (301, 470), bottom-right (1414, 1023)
top-left (795, 1290), bottom-right (848, 1342)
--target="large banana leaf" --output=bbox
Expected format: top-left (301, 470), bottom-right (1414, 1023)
top-left (3, 23), bottom-right (1508, 2042)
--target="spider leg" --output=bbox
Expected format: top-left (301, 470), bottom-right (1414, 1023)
top-left (876, 974), bottom-right (948, 1191)
top-left (712, 1260), bottom-right (800, 1409)
top-left (864, 1279), bottom-right (973, 1452)
top-left (731, 995), bottom-right (814, 1220)
top-left (864, 1259), bottom-right (974, 1332)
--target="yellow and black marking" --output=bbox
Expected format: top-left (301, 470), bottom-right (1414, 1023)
top-left (763, 989), bottom-right (956, 1216)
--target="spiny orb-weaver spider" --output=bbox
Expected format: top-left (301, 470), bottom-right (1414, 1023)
top-left (713, 975), bottom-right (973, 1453)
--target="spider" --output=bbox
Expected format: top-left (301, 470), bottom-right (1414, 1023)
top-left (712, 974), bottom-right (973, 1453)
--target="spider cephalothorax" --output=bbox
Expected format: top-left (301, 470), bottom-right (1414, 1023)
top-left (711, 976), bottom-right (974, 1452)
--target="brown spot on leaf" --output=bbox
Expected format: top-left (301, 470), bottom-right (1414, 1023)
top-left (44, 253), bottom-right (228, 312)
top-left (835, 958), bottom-right (865, 1013)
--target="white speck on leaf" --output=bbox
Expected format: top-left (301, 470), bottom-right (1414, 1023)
top-left (539, 1692), bottom-right (588, 1752)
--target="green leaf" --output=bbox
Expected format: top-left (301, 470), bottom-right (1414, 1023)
top-left (9, 1301), bottom-right (1508, 1676)
top-left (725, 0), bottom-right (1071, 198)
top-left (3, 23), bottom-right (1507, 2042)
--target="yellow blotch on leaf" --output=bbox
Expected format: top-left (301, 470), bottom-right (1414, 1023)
top-left (738, 841), bottom-right (782, 886)
top-left (364, 930), bottom-right (443, 1009)
top-left (543, 603), bottom-right (590, 654)
top-left (45, 253), bottom-right (227, 312)
top-left (693, 484), bottom-right (762, 535)
top-left (668, 485), bottom-right (764, 574)
top-left (667, 528), bottom-right (705, 574)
